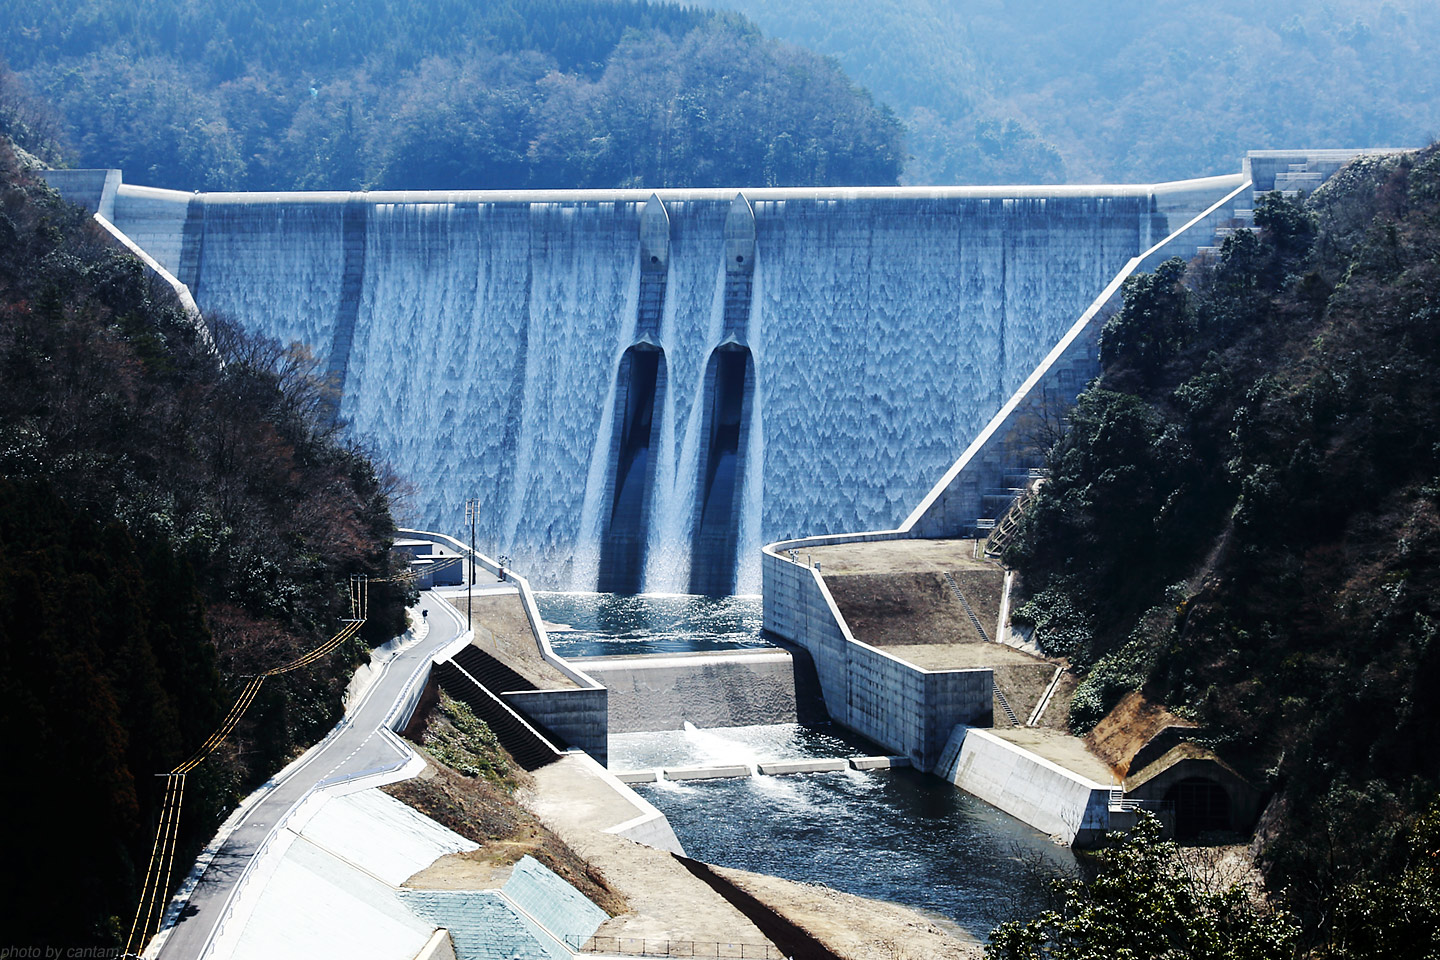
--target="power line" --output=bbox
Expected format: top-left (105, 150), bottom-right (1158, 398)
top-left (123, 574), bottom-right (370, 958)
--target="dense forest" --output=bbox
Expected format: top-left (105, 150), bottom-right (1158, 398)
top-left (1004, 146), bottom-right (1440, 953)
top-left (703, 0), bottom-right (1440, 185)
top-left (0, 137), bottom-right (412, 948)
top-left (0, 0), bottom-right (904, 191)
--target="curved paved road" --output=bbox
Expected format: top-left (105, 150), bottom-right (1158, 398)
top-left (154, 591), bottom-right (466, 960)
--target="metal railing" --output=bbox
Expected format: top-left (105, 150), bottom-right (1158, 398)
top-left (565, 935), bottom-right (785, 958)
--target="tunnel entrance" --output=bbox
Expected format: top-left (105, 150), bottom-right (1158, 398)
top-left (1163, 776), bottom-right (1231, 839)
top-left (689, 345), bottom-right (754, 596)
top-left (598, 345), bottom-right (666, 594)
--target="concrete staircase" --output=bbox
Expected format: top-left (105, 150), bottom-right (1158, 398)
top-left (433, 660), bottom-right (562, 771)
top-left (943, 571), bottom-right (991, 642)
top-left (1201, 151), bottom-right (1385, 256)
top-left (451, 644), bottom-right (536, 693)
top-left (994, 686), bottom-right (1021, 727)
top-left (984, 472), bottom-right (1042, 558)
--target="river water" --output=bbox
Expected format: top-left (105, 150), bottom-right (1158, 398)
top-left (541, 592), bottom-right (1076, 939)
top-left (537, 592), bottom-right (771, 658)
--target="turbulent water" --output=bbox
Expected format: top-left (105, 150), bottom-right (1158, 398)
top-left (192, 192), bottom-right (1146, 590)
top-left (562, 596), bottom-right (1079, 938)
top-left (617, 722), bottom-right (1077, 938)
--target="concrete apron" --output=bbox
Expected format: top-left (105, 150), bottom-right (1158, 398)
top-left (614, 755), bottom-right (910, 783)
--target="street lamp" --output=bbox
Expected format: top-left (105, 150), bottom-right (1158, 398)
top-left (464, 497), bottom-right (479, 625)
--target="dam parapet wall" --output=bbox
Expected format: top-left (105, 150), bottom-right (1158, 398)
top-left (40, 168), bottom-right (120, 219)
top-left (936, 726), bottom-right (1116, 846)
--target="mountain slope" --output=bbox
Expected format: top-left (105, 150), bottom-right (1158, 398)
top-left (0, 0), bottom-right (904, 190)
top-left (0, 138), bottom-right (411, 948)
top-left (700, 0), bottom-right (1440, 184)
top-left (1005, 144), bottom-right (1440, 944)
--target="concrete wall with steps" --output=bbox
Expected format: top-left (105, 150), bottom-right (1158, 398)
top-left (762, 546), bottom-right (992, 772)
top-left (901, 176), bottom-right (1252, 539)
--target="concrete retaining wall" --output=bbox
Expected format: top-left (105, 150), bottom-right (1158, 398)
top-left (109, 183), bottom-right (190, 276)
top-left (40, 168), bottom-right (121, 220)
top-left (573, 650), bottom-right (800, 733)
top-left (398, 529), bottom-right (609, 765)
top-left (936, 726), bottom-right (1111, 846)
top-left (762, 548), bottom-right (991, 771)
top-left (501, 688), bottom-right (607, 764)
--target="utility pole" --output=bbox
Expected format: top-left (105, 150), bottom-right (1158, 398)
top-left (464, 497), bottom-right (479, 627)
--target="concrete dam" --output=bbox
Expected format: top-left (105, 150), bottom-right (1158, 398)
top-left (60, 172), bottom-right (1244, 592)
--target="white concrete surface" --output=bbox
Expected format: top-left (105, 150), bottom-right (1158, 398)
top-left (412, 930), bottom-right (458, 960)
top-left (936, 726), bottom-right (1111, 846)
top-left (756, 759), bottom-right (849, 775)
top-left (299, 790), bottom-right (478, 887)
top-left (847, 756), bottom-right (912, 770)
top-left (663, 765), bottom-right (753, 781)
top-left (229, 836), bottom-right (435, 960)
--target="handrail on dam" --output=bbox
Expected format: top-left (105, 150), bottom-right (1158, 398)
top-left (566, 934), bottom-right (786, 958)
top-left (112, 172), bottom-right (1244, 206)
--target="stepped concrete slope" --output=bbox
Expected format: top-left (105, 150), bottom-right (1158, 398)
top-left (49, 172), bottom-right (1242, 592)
top-left (574, 648), bottom-right (817, 733)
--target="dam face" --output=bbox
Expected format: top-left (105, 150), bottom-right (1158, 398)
top-left (103, 178), bottom-right (1232, 592)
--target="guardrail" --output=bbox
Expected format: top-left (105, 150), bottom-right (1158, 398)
top-left (565, 935), bottom-right (785, 958)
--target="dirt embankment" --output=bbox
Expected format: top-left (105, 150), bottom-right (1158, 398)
top-left (829, 572), bottom-right (985, 646)
top-left (711, 866), bottom-right (984, 960)
top-left (382, 692), bottom-right (626, 913)
top-left (442, 592), bottom-right (574, 688)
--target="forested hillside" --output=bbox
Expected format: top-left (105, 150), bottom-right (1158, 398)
top-left (1005, 145), bottom-right (1440, 952)
top-left (702, 0), bottom-right (1440, 185)
top-left (0, 0), bottom-right (903, 190)
top-left (0, 138), bottom-right (412, 948)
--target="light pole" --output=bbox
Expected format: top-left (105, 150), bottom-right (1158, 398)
top-left (464, 497), bottom-right (479, 626)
